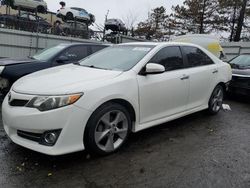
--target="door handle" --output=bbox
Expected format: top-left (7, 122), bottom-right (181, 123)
top-left (180, 75), bottom-right (189, 80)
top-left (212, 69), bottom-right (218, 74)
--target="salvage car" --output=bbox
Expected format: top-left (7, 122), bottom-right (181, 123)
top-left (2, 42), bottom-right (232, 156)
top-left (105, 19), bottom-right (126, 32)
top-left (228, 54), bottom-right (250, 95)
top-left (0, 43), bottom-right (109, 95)
top-left (57, 7), bottom-right (95, 24)
top-left (13, 0), bottom-right (47, 13)
top-left (61, 21), bottom-right (89, 38)
top-left (0, 13), bottom-right (51, 33)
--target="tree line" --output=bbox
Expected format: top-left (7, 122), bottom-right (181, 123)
top-left (135, 0), bottom-right (250, 42)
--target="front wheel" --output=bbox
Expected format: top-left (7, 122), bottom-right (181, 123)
top-left (208, 85), bottom-right (224, 115)
top-left (84, 103), bottom-right (131, 155)
top-left (66, 12), bottom-right (74, 20)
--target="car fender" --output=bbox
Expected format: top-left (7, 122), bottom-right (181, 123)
top-left (74, 76), bottom-right (140, 130)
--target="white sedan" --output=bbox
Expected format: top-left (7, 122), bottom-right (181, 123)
top-left (13, 0), bottom-right (47, 13)
top-left (2, 42), bottom-right (232, 156)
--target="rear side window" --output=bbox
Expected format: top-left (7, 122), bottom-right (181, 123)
top-left (150, 46), bottom-right (184, 71)
top-left (91, 45), bottom-right (107, 54)
top-left (182, 46), bottom-right (214, 67)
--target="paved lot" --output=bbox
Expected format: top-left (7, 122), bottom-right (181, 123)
top-left (0, 96), bottom-right (250, 188)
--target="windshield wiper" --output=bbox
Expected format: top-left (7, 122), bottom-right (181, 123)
top-left (239, 65), bottom-right (250, 69)
top-left (81, 65), bottom-right (110, 70)
top-left (229, 63), bottom-right (240, 69)
top-left (28, 56), bottom-right (35, 60)
top-left (73, 61), bottom-right (80, 65)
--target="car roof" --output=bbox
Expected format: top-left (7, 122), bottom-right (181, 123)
top-left (59, 43), bottom-right (110, 47)
top-left (118, 42), bottom-right (205, 48)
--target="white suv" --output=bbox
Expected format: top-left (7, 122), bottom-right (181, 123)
top-left (57, 7), bottom-right (95, 23)
top-left (2, 42), bottom-right (232, 156)
top-left (13, 0), bottom-right (47, 13)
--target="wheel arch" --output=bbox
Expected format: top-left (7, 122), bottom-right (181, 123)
top-left (217, 81), bottom-right (227, 93)
top-left (89, 98), bottom-right (136, 124)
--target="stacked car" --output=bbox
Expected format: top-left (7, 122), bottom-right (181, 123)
top-left (0, 12), bottom-right (51, 33)
top-left (13, 0), bottom-right (47, 13)
top-left (56, 6), bottom-right (95, 38)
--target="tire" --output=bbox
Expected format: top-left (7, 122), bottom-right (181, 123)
top-left (64, 28), bottom-right (71, 36)
top-left (37, 6), bottom-right (46, 14)
top-left (208, 85), bottom-right (224, 115)
top-left (84, 102), bottom-right (132, 155)
top-left (66, 12), bottom-right (74, 21)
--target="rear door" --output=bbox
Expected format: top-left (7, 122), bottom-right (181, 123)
top-left (181, 46), bottom-right (218, 110)
top-left (137, 46), bottom-right (189, 124)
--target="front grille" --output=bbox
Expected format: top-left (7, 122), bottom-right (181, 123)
top-left (9, 99), bottom-right (29, 107)
top-left (17, 130), bottom-right (42, 142)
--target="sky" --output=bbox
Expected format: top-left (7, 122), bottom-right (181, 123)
top-left (46, 0), bottom-right (184, 30)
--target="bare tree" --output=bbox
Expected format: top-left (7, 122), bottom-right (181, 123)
top-left (122, 10), bottom-right (139, 35)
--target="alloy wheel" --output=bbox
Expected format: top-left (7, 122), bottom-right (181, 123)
top-left (94, 110), bottom-right (128, 152)
top-left (211, 87), bottom-right (223, 112)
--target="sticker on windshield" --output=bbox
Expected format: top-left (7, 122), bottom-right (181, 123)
top-left (132, 47), bottom-right (151, 52)
top-left (55, 45), bottom-right (66, 49)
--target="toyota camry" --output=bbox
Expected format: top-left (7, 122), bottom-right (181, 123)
top-left (2, 42), bottom-right (232, 156)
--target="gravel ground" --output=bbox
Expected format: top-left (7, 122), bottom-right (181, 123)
top-left (0, 96), bottom-right (250, 188)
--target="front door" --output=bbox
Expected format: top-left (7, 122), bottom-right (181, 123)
top-left (137, 46), bottom-right (189, 124)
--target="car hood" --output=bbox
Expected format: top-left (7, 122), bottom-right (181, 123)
top-left (232, 68), bottom-right (250, 76)
top-left (0, 57), bottom-right (39, 66)
top-left (13, 64), bottom-right (123, 95)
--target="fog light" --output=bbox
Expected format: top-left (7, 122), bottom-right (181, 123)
top-left (44, 133), bottom-right (57, 144)
top-left (40, 130), bottom-right (61, 146)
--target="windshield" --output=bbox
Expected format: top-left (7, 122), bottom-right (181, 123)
top-left (32, 45), bottom-right (67, 61)
top-left (79, 45), bottom-right (155, 71)
top-left (229, 55), bottom-right (250, 68)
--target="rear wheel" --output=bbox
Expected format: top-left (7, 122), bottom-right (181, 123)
top-left (37, 6), bottom-right (46, 13)
top-left (84, 103), bottom-right (131, 155)
top-left (208, 85), bottom-right (224, 115)
top-left (66, 12), bottom-right (74, 20)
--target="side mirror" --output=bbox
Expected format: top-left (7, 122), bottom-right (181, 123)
top-left (56, 55), bottom-right (69, 63)
top-left (142, 63), bottom-right (165, 75)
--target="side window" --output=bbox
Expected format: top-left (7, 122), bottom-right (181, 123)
top-left (182, 46), bottom-right (214, 67)
top-left (61, 46), bottom-right (88, 62)
top-left (91, 45), bottom-right (107, 54)
top-left (150, 46), bottom-right (184, 71)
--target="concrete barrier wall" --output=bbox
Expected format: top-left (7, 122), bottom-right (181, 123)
top-left (1, 27), bottom-right (250, 59)
top-left (221, 42), bottom-right (250, 60)
top-left (0, 28), bottom-right (102, 58)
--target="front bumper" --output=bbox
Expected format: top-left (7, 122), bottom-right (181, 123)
top-left (2, 91), bottom-right (92, 155)
top-left (228, 75), bottom-right (250, 95)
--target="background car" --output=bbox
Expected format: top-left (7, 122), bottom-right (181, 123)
top-left (57, 7), bottom-right (95, 24)
top-left (0, 13), bottom-right (51, 33)
top-left (228, 54), bottom-right (250, 95)
top-left (2, 42), bottom-right (232, 156)
top-left (61, 20), bottom-right (89, 38)
top-left (13, 0), bottom-right (47, 13)
top-left (172, 34), bottom-right (227, 61)
top-left (0, 43), bottom-right (109, 96)
top-left (105, 19), bottom-right (126, 32)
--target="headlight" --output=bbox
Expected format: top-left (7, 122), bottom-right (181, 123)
top-left (26, 93), bottom-right (83, 111)
top-left (0, 66), bottom-right (5, 74)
